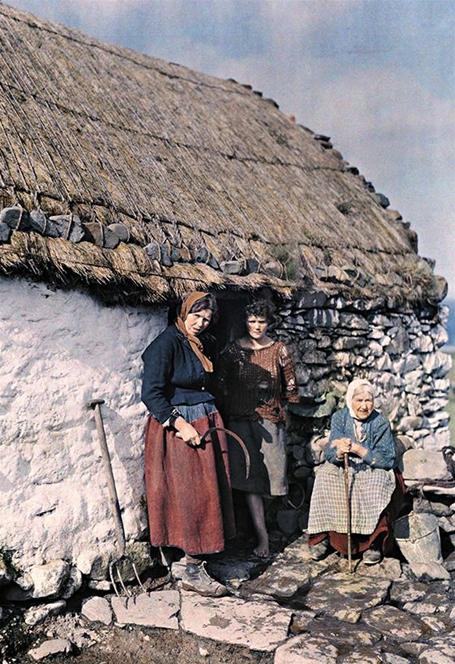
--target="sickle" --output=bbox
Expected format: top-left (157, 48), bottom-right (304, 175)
top-left (200, 426), bottom-right (250, 480)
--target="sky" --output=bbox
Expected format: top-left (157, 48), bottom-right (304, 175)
top-left (7, 0), bottom-right (455, 299)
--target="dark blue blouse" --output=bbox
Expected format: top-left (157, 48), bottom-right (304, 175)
top-left (324, 407), bottom-right (396, 470)
top-left (141, 325), bottom-right (215, 424)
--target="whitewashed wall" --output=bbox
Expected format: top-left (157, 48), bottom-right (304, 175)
top-left (0, 277), bottom-right (167, 573)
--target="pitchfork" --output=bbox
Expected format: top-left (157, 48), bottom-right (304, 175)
top-left (87, 398), bottom-right (146, 597)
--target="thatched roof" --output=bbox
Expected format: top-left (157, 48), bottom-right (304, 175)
top-left (0, 2), bottom-right (446, 305)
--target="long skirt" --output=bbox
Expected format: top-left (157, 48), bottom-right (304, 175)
top-left (144, 402), bottom-right (236, 555)
top-left (309, 469), bottom-right (406, 555)
top-left (227, 417), bottom-right (288, 496)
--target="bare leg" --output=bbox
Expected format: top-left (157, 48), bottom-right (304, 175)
top-left (245, 493), bottom-right (269, 558)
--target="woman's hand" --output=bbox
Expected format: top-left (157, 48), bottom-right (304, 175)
top-left (332, 437), bottom-right (352, 458)
top-left (174, 417), bottom-right (201, 447)
top-left (350, 442), bottom-right (368, 459)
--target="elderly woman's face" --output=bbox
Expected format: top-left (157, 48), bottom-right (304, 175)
top-left (352, 390), bottom-right (374, 420)
top-left (246, 315), bottom-right (269, 341)
top-left (184, 308), bottom-right (212, 336)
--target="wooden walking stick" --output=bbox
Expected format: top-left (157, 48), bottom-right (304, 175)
top-left (344, 452), bottom-right (353, 574)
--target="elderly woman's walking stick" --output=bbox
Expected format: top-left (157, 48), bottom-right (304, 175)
top-left (344, 453), bottom-right (353, 573)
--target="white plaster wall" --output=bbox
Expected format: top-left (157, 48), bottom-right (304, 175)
top-left (0, 277), bottom-right (167, 572)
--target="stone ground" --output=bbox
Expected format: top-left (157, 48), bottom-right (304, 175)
top-left (2, 535), bottom-right (455, 663)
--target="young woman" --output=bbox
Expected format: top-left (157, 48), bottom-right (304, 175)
top-left (141, 291), bottom-right (235, 596)
top-left (219, 299), bottom-right (299, 558)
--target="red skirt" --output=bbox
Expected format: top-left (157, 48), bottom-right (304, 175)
top-left (144, 405), bottom-right (236, 555)
top-left (309, 469), bottom-right (406, 555)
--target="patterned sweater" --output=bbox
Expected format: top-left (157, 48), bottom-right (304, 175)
top-left (219, 340), bottom-right (299, 423)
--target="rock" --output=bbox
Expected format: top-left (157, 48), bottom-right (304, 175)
top-left (363, 605), bottom-right (425, 641)
top-left (112, 591), bottom-right (179, 629)
top-left (419, 635), bottom-right (455, 663)
top-left (304, 573), bottom-right (391, 621)
top-left (88, 579), bottom-right (111, 591)
top-left (0, 205), bottom-right (31, 229)
top-left (409, 562), bottom-right (450, 580)
top-left (115, 541), bottom-right (156, 581)
top-left (242, 559), bottom-right (312, 600)
top-left (144, 240), bottom-right (160, 260)
top-left (403, 601), bottom-right (438, 615)
top-left (390, 580), bottom-right (427, 604)
top-left (402, 449), bottom-right (450, 481)
top-left (81, 596), bottom-right (113, 626)
top-left (107, 223), bottom-right (130, 242)
top-left (296, 615), bottom-right (382, 647)
top-left (382, 655), bottom-right (411, 664)
top-left (83, 221), bottom-right (118, 248)
top-left (61, 566), bottom-right (83, 599)
top-left (24, 600), bottom-right (66, 626)
top-left (49, 214), bottom-right (85, 243)
top-left (421, 615), bottom-right (447, 632)
top-left (438, 516), bottom-right (455, 533)
top-left (221, 260), bottom-right (245, 275)
top-left (30, 560), bottom-right (70, 599)
top-left (180, 592), bottom-right (292, 651)
top-left (373, 192), bottom-right (390, 208)
top-left (206, 554), bottom-right (263, 585)
top-left (398, 416), bottom-right (423, 433)
top-left (30, 209), bottom-right (51, 235)
top-left (0, 222), bottom-right (11, 242)
top-left (422, 352), bottom-right (452, 378)
top-left (0, 553), bottom-right (12, 586)
top-left (443, 551), bottom-right (455, 572)
top-left (413, 497), bottom-right (453, 517)
top-left (28, 638), bottom-right (72, 661)
top-left (357, 557), bottom-right (402, 581)
top-left (289, 609), bottom-right (317, 634)
top-left (274, 635), bottom-right (338, 663)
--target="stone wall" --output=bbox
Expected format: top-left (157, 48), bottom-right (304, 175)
top-left (0, 277), bottom-right (167, 580)
top-left (275, 290), bottom-right (451, 450)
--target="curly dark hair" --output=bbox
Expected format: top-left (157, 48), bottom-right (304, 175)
top-left (189, 293), bottom-right (219, 322)
top-left (244, 299), bottom-right (276, 323)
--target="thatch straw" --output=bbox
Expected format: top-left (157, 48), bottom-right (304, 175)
top-left (0, 2), bottom-right (442, 304)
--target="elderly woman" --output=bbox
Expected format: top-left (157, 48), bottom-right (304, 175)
top-left (219, 299), bottom-right (299, 558)
top-left (308, 379), bottom-right (398, 565)
top-left (141, 291), bottom-right (235, 596)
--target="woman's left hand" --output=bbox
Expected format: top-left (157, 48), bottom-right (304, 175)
top-left (350, 442), bottom-right (368, 458)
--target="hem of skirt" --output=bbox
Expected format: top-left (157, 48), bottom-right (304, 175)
top-left (232, 485), bottom-right (287, 496)
top-left (150, 540), bottom-right (226, 556)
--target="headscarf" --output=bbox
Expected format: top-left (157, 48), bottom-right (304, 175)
top-left (175, 291), bottom-right (214, 373)
top-left (345, 378), bottom-right (375, 419)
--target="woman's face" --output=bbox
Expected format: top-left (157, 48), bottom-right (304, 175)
top-left (184, 308), bottom-right (212, 336)
top-left (246, 315), bottom-right (269, 341)
top-left (351, 390), bottom-right (374, 420)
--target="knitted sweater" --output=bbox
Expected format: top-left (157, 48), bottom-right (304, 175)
top-left (219, 340), bottom-right (299, 423)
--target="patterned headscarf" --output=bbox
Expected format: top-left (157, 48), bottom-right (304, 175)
top-left (175, 291), bottom-right (214, 373)
top-left (345, 378), bottom-right (375, 418)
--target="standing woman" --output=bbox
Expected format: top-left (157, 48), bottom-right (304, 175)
top-left (220, 300), bottom-right (299, 558)
top-left (141, 291), bottom-right (235, 596)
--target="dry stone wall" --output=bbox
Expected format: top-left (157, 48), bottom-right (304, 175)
top-left (275, 290), bottom-right (450, 451)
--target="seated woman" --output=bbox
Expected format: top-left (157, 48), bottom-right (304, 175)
top-left (308, 378), bottom-right (401, 565)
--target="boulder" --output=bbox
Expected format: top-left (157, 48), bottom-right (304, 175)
top-left (402, 449), bottom-right (450, 481)
top-left (0, 205), bottom-right (31, 229)
top-left (0, 553), bottom-right (12, 586)
top-left (409, 562), bottom-right (450, 581)
top-left (49, 214), bottom-right (85, 243)
top-left (419, 635), bottom-right (455, 664)
top-left (61, 566), bottom-right (83, 599)
top-left (180, 592), bottom-right (292, 651)
top-left (389, 580), bottom-right (427, 604)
